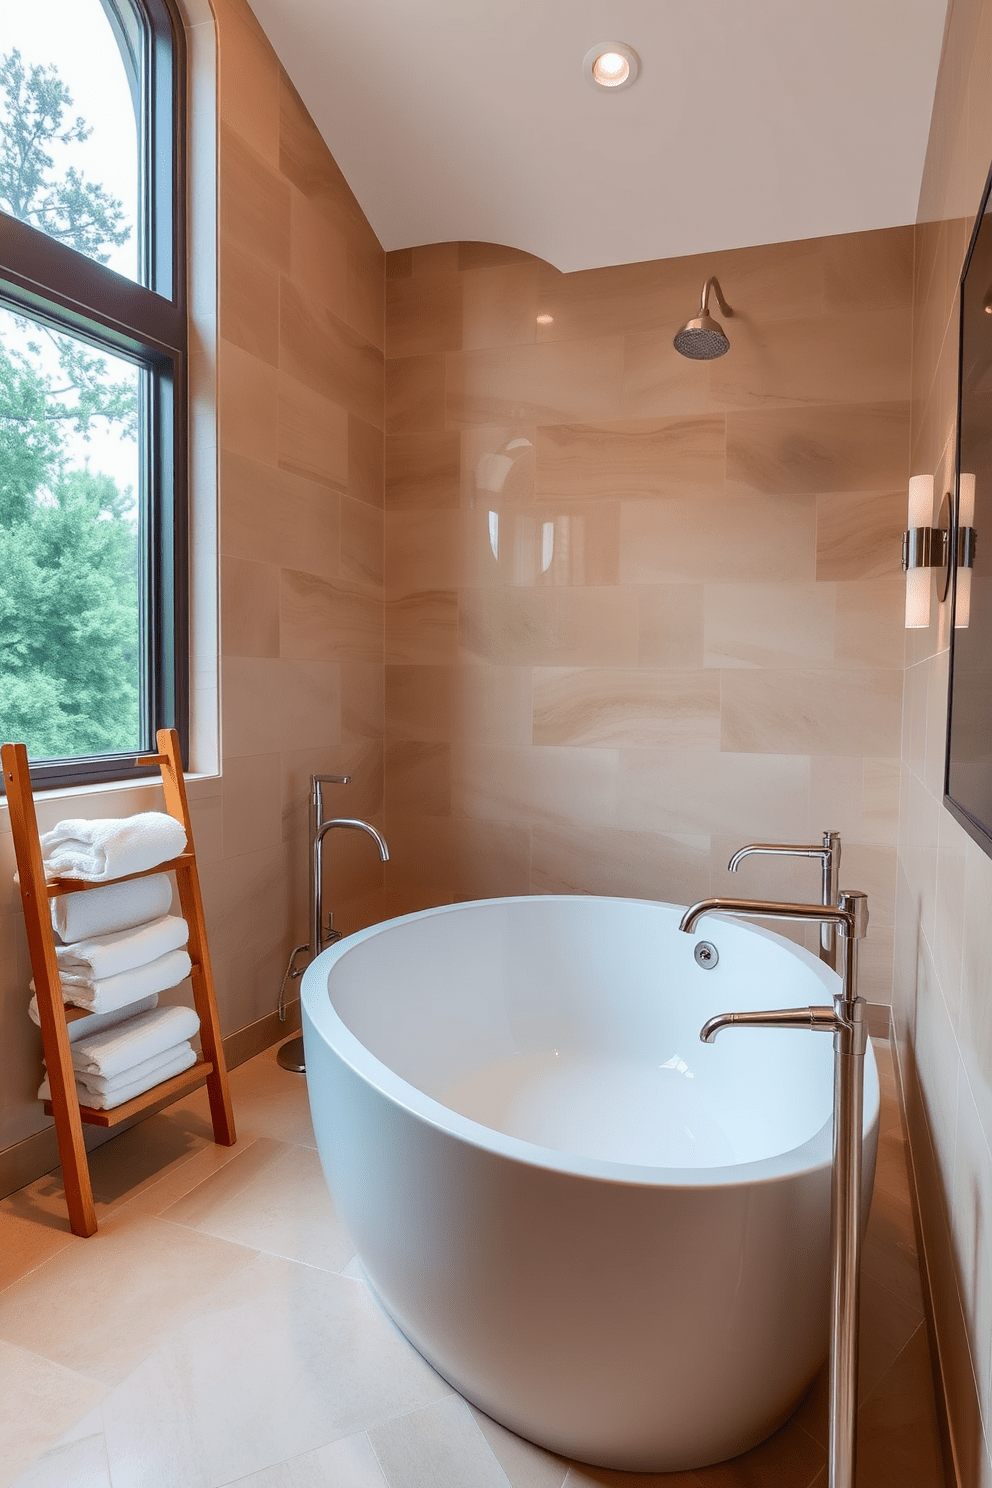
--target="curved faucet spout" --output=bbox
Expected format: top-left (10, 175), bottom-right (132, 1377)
top-left (679, 895), bottom-right (858, 938)
top-left (314, 817), bottom-right (390, 862)
top-left (700, 1005), bottom-right (840, 1043)
top-left (728, 842), bottom-right (832, 873)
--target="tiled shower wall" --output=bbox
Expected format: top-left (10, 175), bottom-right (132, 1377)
top-left (0, 0), bottom-right (386, 1183)
top-left (382, 230), bottom-right (910, 1000)
top-left (895, 0), bottom-right (992, 1480)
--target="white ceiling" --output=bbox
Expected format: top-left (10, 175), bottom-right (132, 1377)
top-left (247, 0), bottom-right (950, 273)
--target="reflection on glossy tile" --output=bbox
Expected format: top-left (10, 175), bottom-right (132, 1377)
top-left (448, 341), bottom-right (624, 428)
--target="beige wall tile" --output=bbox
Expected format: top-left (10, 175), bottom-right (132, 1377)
top-left (461, 425), bottom-right (537, 505)
top-left (621, 332), bottom-right (712, 419)
top-left (462, 262), bottom-right (540, 349)
top-left (220, 125), bottom-right (290, 273)
top-left (447, 340), bottom-right (624, 427)
top-left (386, 274), bottom-right (463, 357)
top-left (220, 236), bottom-right (279, 365)
top-left (348, 416), bottom-right (384, 508)
top-left (385, 664), bottom-right (532, 746)
top-left (218, 341), bottom-right (279, 465)
top-left (386, 356), bottom-right (447, 433)
top-left (532, 667), bottom-right (721, 750)
top-left (834, 580), bottom-right (905, 669)
top-left (531, 822), bottom-right (711, 906)
top-left (221, 556), bottom-right (281, 657)
top-left (618, 749), bottom-right (811, 839)
top-left (727, 402), bottom-right (911, 495)
top-left (222, 658), bottom-right (342, 757)
top-left (222, 753), bottom-right (284, 858)
top-left (347, 225), bottom-right (386, 351)
top-left (386, 511), bottom-right (462, 598)
top-left (214, 0), bottom-right (281, 165)
top-left (289, 186), bottom-right (348, 322)
top-left (340, 662), bottom-right (385, 742)
top-left (459, 586), bottom-right (639, 667)
top-left (815, 490), bottom-right (905, 581)
top-left (385, 741), bottom-right (451, 815)
top-left (619, 492), bottom-right (817, 584)
top-left (703, 582), bottom-right (835, 669)
top-left (461, 501), bottom-right (620, 588)
top-left (221, 451), bottom-right (341, 580)
top-left (451, 744), bottom-right (618, 826)
top-left (386, 432), bottom-right (461, 509)
top-left (637, 586), bottom-right (705, 667)
top-left (536, 417), bottom-right (725, 499)
top-left (280, 569), bottom-right (382, 661)
top-left (385, 591), bottom-right (459, 664)
top-left (277, 373), bottom-right (349, 490)
top-left (721, 668), bottom-right (903, 756)
top-left (280, 281), bottom-right (382, 426)
top-left (340, 497), bottom-right (384, 589)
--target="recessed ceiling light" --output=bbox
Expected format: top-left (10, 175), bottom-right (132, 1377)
top-left (583, 42), bottom-right (640, 92)
top-left (536, 314), bottom-right (554, 325)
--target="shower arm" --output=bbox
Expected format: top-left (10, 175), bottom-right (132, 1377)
top-left (699, 276), bottom-right (733, 318)
top-left (680, 890), bottom-right (869, 1488)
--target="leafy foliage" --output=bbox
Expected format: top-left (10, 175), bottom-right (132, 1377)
top-left (0, 49), bottom-right (140, 761)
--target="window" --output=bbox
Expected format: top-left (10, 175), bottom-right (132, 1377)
top-left (0, 0), bottom-right (186, 789)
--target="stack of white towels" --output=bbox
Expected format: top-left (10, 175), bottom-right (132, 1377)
top-left (29, 813), bottom-right (202, 1111)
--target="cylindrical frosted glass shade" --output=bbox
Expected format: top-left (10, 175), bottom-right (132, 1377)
top-left (955, 566), bottom-right (972, 628)
top-left (905, 567), bottom-right (931, 628)
top-left (959, 472), bottom-right (976, 527)
top-left (908, 473), bottom-right (934, 527)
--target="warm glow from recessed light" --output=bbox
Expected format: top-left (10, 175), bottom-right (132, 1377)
top-left (592, 51), bottom-right (629, 86)
top-left (536, 314), bottom-right (553, 325)
top-left (582, 42), bottom-right (639, 92)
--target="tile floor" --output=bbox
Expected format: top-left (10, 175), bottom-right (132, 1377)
top-left (0, 1040), bottom-right (945, 1488)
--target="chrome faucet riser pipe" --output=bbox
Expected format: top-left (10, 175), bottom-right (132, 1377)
top-left (682, 890), bottom-right (868, 1488)
top-left (727, 831), bottom-right (842, 971)
top-left (312, 818), bottom-right (390, 958)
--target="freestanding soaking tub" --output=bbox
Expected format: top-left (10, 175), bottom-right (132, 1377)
top-left (301, 896), bottom-right (879, 1472)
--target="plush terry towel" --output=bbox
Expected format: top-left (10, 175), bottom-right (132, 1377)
top-left (34, 946), bottom-right (193, 1014)
top-left (68, 1003), bottom-right (200, 1079)
top-left (38, 1044), bottom-right (197, 1110)
top-left (75, 1041), bottom-right (194, 1096)
top-left (40, 813), bottom-right (187, 883)
top-left (51, 873), bottom-right (173, 943)
top-left (56, 915), bottom-right (188, 983)
top-left (28, 992), bottom-right (160, 1040)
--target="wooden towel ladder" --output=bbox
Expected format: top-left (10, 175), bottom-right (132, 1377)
top-left (3, 727), bottom-right (236, 1237)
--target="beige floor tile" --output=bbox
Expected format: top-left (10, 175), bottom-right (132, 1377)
top-left (101, 1255), bottom-right (451, 1488)
top-left (689, 1408), bottom-right (824, 1487)
top-left (9, 1431), bottom-right (111, 1488)
top-left (164, 1139), bottom-right (354, 1272)
top-left (470, 1407), bottom-right (569, 1488)
top-left (224, 1431), bottom-right (388, 1487)
top-left (0, 1204), bottom-right (76, 1292)
top-left (223, 1045), bottom-right (318, 1148)
top-left (563, 1461), bottom-right (701, 1486)
top-left (0, 1341), bottom-right (107, 1488)
top-left (0, 1213), bottom-right (256, 1385)
top-left (855, 1325), bottom-right (945, 1487)
top-left (369, 1396), bottom-right (512, 1488)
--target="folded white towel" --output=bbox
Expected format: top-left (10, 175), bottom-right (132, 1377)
top-left (68, 1003), bottom-right (200, 1078)
top-left (74, 1041), bottom-right (194, 1096)
top-left (28, 992), bottom-right (160, 1041)
top-left (40, 813), bottom-right (187, 883)
top-left (56, 915), bottom-right (188, 983)
top-left (38, 1044), bottom-right (197, 1110)
top-left (33, 946), bottom-right (193, 1014)
top-left (51, 874), bottom-right (173, 943)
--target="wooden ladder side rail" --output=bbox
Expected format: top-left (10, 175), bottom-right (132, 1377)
top-left (2, 743), bottom-right (97, 1238)
top-left (137, 728), bottom-right (236, 1147)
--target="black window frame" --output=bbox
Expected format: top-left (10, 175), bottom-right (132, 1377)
top-left (0, 0), bottom-right (188, 792)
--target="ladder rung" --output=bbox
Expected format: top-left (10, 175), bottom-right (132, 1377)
top-left (46, 853), bottom-right (196, 898)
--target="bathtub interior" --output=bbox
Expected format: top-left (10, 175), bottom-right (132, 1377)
top-left (319, 896), bottom-right (878, 1171)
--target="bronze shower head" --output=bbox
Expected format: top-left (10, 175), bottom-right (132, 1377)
top-left (674, 276), bottom-right (734, 359)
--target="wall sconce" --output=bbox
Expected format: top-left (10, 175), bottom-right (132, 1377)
top-left (903, 475), bottom-right (951, 628)
top-left (955, 473), bottom-right (977, 629)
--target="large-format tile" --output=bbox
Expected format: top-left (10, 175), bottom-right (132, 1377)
top-left (535, 418), bottom-right (725, 500)
top-left (369, 1396), bottom-right (512, 1488)
top-left (726, 402), bottom-right (910, 496)
top-left (618, 749), bottom-right (810, 840)
top-left (225, 1432), bottom-right (388, 1487)
top-left (448, 341), bottom-right (624, 427)
top-left (0, 1341), bottom-right (107, 1488)
top-left (619, 492), bottom-right (817, 584)
top-left (469, 1407), bottom-right (569, 1488)
top-left (101, 1256), bottom-right (451, 1488)
top-left (0, 1214), bottom-right (255, 1385)
top-left (9, 1431), bottom-right (111, 1488)
top-left (532, 668), bottom-right (720, 750)
top-left (703, 583), bottom-right (835, 669)
top-left (164, 1138), bottom-right (354, 1273)
top-left (720, 669), bottom-right (902, 757)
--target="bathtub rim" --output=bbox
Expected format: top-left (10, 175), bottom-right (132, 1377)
top-left (301, 894), bottom-right (880, 1193)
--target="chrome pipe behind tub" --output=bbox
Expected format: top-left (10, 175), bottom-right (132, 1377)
top-left (680, 889), bottom-right (869, 1488)
top-left (727, 831), bottom-right (842, 969)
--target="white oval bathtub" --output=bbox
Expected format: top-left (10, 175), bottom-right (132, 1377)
top-left (301, 895), bottom-right (879, 1472)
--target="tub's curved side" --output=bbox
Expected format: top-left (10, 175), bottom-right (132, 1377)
top-left (305, 1007), bottom-right (836, 1472)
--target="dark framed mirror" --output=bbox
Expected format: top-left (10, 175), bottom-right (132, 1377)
top-left (945, 164), bottom-right (992, 853)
